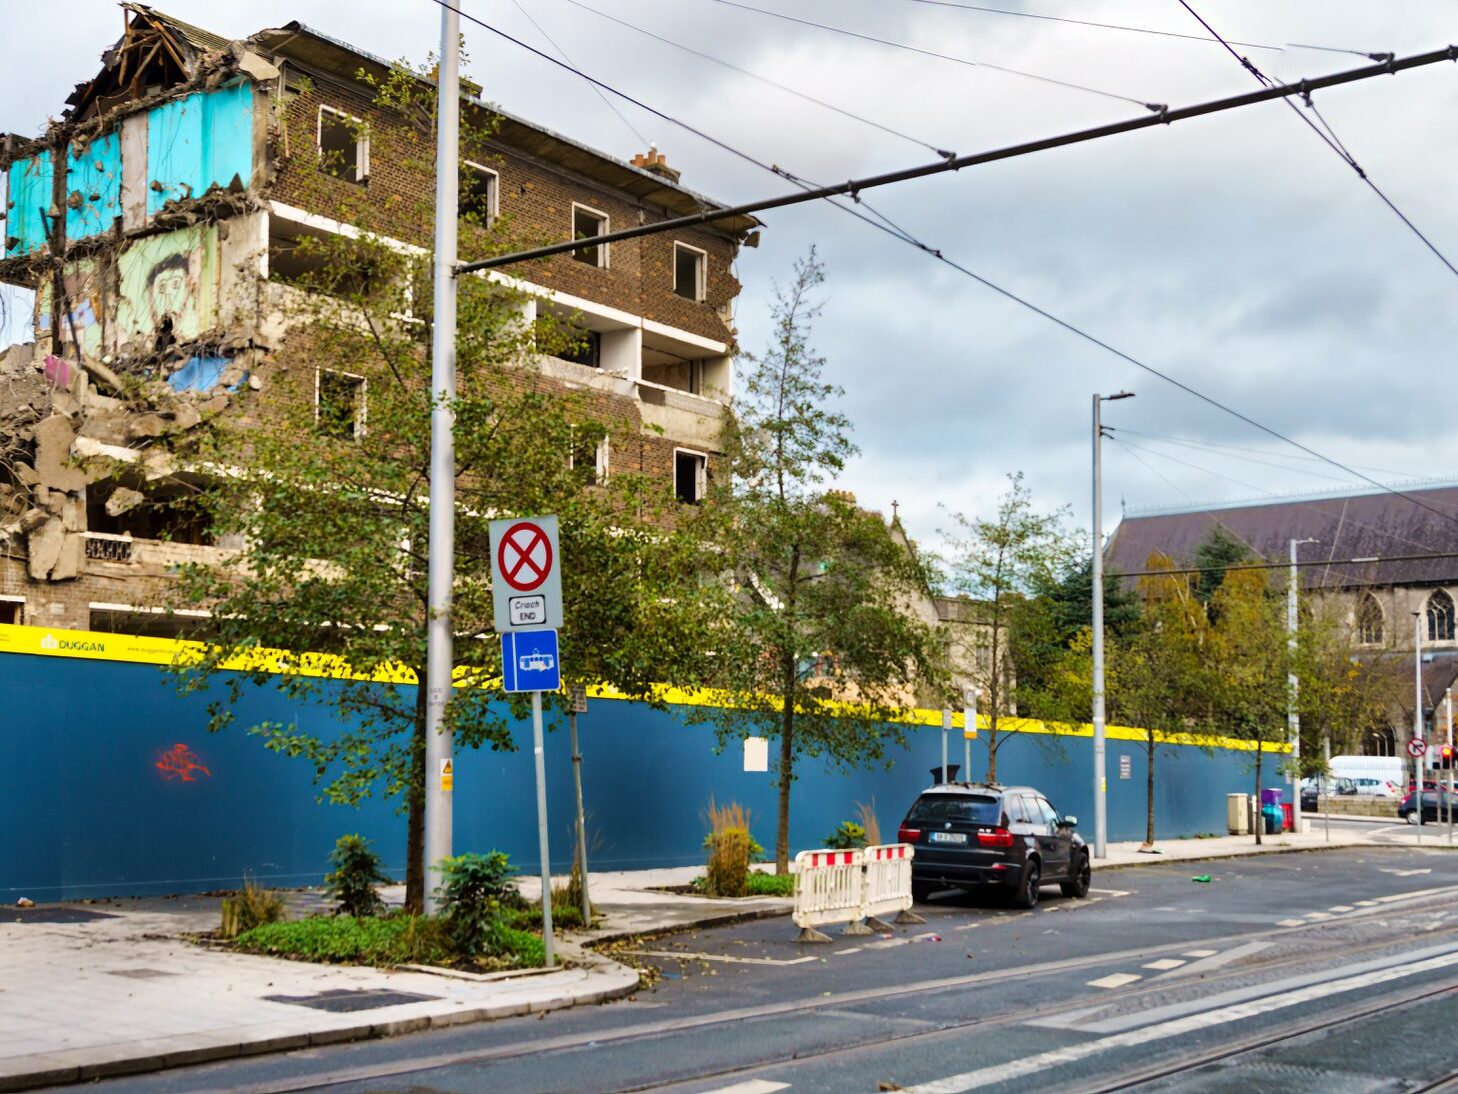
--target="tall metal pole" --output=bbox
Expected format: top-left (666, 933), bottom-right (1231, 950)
top-left (422, 0), bottom-right (460, 916)
top-left (533, 690), bottom-right (556, 966)
top-left (1414, 612), bottom-right (1424, 840)
top-left (569, 709), bottom-right (591, 925)
top-left (941, 708), bottom-right (951, 783)
top-left (1286, 538), bottom-right (1315, 836)
top-left (1447, 688), bottom-right (1454, 843)
top-left (964, 688), bottom-right (976, 786)
top-left (1091, 392), bottom-right (1131, 857)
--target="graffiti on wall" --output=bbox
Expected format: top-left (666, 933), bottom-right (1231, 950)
top-left (155, 743), bottom-right (212, 782)
top-left (115, 225), bottom-right (218, 348)
top-left (35, 259), bottom-right (107, 363)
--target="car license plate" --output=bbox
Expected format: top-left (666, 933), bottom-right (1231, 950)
top-left (930, 831), bottom-right (967, 844)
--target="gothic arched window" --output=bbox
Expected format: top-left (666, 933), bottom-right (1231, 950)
top-left (1356, 593), bottom-right (1384, 645)
top-left (1428, 589), bottom-right (1455, 642)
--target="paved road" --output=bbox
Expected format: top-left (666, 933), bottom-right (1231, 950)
top-left (77, 846), bottom-right (1458, 1093)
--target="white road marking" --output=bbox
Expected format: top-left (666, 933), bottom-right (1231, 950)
top-left (1381, 867), bottom-right (1433, 876)
top-left (835, 948), bottom-right (862, 956)
top-left (1356, 900), bottom-right (1379, 907)
top-left (1183, 949), bottom-right (1218, 958)
top-left (1089, 888), bottom-right (1131, 897)
top-left (1277, 918), bottom-right (1307, 928)
top-left (1304, 911), bottom-right (1333, 921)
top-left (1329, 905), bottom-right (1355, 913)
top-left (696, 1082), bottom-right (790, 1094)
top-left (1142, 959), bottom-right (1185, 971)
top-left (1155, 941), bottom-right (1273, 981)
top-left (901, 949), bottom-right (1458, 1092)
top-left (1086, 973), bottom-right (1142, 989)
top-left (631, 950), bottom-right (819, 967)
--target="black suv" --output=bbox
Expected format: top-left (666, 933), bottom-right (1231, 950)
top-left (897, 784), bottom-right (1089, 909)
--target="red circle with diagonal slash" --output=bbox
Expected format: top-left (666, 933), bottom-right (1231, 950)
top-left (497, 521), bottom-right (553, 592)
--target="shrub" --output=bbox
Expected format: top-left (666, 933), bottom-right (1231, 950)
top-left (437, 851), bottom-right (518, 957)
top-left (220, 875), bottom-right (285, 938)
top-left (323, 834), bottom-right (392, 918)
top-left (824, 821), bottom-right (867, 850)
top-left (235, 914), bottom-right (451, 965)
top-left (703, 799), bottom-right (752, 897)
top-left (855, 799), bottom-right (882, 846)
top-left (744, 871), bottom-right (796, 897)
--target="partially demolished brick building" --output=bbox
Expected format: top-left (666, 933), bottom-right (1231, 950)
top-left (0, 4), bottom-right (759, 634)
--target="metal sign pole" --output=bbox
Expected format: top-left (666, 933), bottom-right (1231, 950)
top-left (532, 689), bottom-right (555, 967)
top-left (1414, 612), bottom-right (1423, 842)
top-left (964, 688), bottom-right (976, 785)
top-left (941, 708), bottom-right (950, 782)
top-left (569, 705), bottom-right (591, 924)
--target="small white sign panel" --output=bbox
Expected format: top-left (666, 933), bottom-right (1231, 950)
top-left (489, 515), bottom-right (563, 634)
top-left (744, 736), bottom-right (769, 773)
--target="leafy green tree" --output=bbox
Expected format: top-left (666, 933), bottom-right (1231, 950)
top-left (1107, 554), bottom-right (1212, 846)
top-left (940, 473), bottom-right (1080, 781)
top-left (1205, 569), bottom-right (1290, 843)
top-left (167, 56), bottom-right (712, 911)
top-left (700, 250), bottom-right (944, 873)
top-left (1193, 526), bottom-right (1251, 607)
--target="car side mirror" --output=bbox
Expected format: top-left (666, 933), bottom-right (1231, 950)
top-left (1059, 815), bottom-right (1078, 829)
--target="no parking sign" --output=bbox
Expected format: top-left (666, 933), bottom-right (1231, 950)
top-left (489, 515), bottom-right (562, 633)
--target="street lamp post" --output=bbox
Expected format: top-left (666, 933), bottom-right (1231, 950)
top-left (1092, 390), bottom-right (1134, 860)
top-left (1287, 537), bottom-right (1317, 836)
top-left (1414, 611), bottom-right (1424, 841)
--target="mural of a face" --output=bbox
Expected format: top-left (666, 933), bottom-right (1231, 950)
top-left (146, 254), bottom-right (191, 330)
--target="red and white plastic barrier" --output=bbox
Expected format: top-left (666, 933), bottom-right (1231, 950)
top-left (793, 843), bottom-right (921, 941)
top-left (861, 843), bottom-right (915, 924)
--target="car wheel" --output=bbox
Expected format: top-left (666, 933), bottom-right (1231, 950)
top-left (1060, 853), bottom-right (1091, 899)
top-left (912, 879), bottom-right (934, 904)
top-left (1012, 859), bottom-right (1041, 909)
top-left (1407, 812), bottom-right (1419, 825)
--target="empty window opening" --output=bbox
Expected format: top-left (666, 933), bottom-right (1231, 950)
top-left (318, 107), bottom-right (368, 184)
top-left (86, 478), bottom-right (214, 546)
top-left (674, 450), bottom-right (706, 505)
top-left (674, 243), bottom-right (706, 301)
top-left (0, 599), bottom-right (22, 625)
top-left (1357, 593), bottom-right (1384, 645)
top-left (89, 606), bottom-right (208, 640)
top-left (557, 329), bottom-right (601, 369)
top-left (461, 162), bottom-right (498, 224)
top-left (1429, 589), bottom-right (1455, 642)
top-left (569, 425), bottom-right (609, 486)
top-left (572, 204), bottom-right (608, 267)
top-left (317, 369), bottom-right (366, 440)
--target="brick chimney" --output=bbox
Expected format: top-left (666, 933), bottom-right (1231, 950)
top-left (631, 145), bottom-right (681, 184)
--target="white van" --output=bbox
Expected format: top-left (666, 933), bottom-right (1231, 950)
top-left (1328, 755), bottom-right (1403, 797)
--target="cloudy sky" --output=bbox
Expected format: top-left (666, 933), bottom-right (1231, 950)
top-left (4, 1), bottom-right (1457, 556)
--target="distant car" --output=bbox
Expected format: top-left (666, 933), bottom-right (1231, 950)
top-left (897, 784), bottom-right (1089, 909)
top-left (1350, 777), bottom-right (1398, 799)
top-left (1300, 777), bottom-right (1355, 812)
top-left (1398, 789), bottom-right (1458, 824)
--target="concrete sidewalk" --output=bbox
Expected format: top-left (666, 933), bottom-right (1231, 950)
top-left (0, 871), bottom-right (791, 1092)
top-left (2, 832), bottom-right (1445, 1091)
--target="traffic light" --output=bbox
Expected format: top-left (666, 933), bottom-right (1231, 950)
top-left (1437, 745), bottom-right (1455, 770)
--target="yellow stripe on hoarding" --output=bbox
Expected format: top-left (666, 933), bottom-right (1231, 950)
top-left (0, 623), bottom-right (1281, 753)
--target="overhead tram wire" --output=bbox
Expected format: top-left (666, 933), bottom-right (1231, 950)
top-left (432, 0), bottom-right (1458, 527)
top-left (557, 0), bottom-right (954, 159)
top-left (708, 0), bottom-right (1169, 113)
top-left (1110, 427), bottom-right (1420, 481)
top-left (1115, 551), bottom-right (1458, 580)
top-left (1177, 1), bottom-right (1458, 284)
top-left (506, 0), bottom-right (651, 148)
top-left (1109, 429), bottom-right (1378, 487)
top-left (900, 0), bottom-right (1283, 53)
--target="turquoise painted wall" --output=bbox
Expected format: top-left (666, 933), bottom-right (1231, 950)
top-left (0, 653), bottom-right (1261, 903)
top-left (147, 83), bottom-right (253, 215)
top-left (5, 151), bottom-right (53, 256)
top-left (63, 131), bottom-right (123, 243)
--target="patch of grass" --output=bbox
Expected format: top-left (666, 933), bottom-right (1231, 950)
top-left (744, 871), bottom-right (796, 897)
top-left (235, 914), bottom-right (451, 965)
top-left (688, 871), bottom-right (796, 898)
top-left (234, 913), bottom-right (543, 970)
